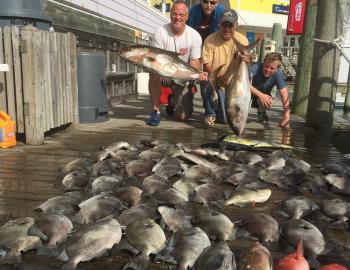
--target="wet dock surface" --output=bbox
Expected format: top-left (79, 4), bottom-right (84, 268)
top-left (0, 93), bottom-right (350, 269)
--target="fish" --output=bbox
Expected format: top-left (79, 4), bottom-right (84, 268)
top-left (275, 240), bottom-right (310, 270)
top-left (89, 175), bottom-right (123, 194)
top-left (222, 135), bottom-right (294, 149)
top-left (142, 174), bottom-right (170, 194)
top-left (219, 188), bottom-right (272, 208)
top-left (276, 196), bottom-right (319, 219)
top-left (28, 213), bottom-right (73, 248)
top-left (280, 219), bottom-right (325, 268)
top-left (321, 198), bottom-right (350, 222)
top-left (224, 38), bottom-right (262, 136)
top-left (62, 171), bottom-right (89, 190)
top-left (190, 183), bottom-right (226, 205)
top-left (114, 186), bottom-right (143, 206)
top-left (240, 212), bottom-right (279, 243)
top-left (123, 218), bottom-right (166, 270)
top-left (34, 191), bottom-right (82, 217)
top-left (163, 227), bottom-right (211, 270)
top-left (118, 44), bottom-right (200, 81)
top-left (158, 205), bottom-right (192, 232)
top-left (117, 203), bottom-right (158, 226)
top-left (196, 241), bottom-right (237, 270)
top-left (58, 219), bottom-right (122, 270)
top-left (324, 174), bottom-right (350, 195)
top-left (71, 192), bottom-right (126, 224)
top-left (238, 242), bottom-right (272, 270)
top-left (0, 217), bottom-right (42, 264)
top-left (193, 207), bottom-right (236, 241)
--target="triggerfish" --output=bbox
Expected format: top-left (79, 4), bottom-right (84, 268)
top-left (275, 240), bottom-right (310, 270)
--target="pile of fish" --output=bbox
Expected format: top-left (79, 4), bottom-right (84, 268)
top-left (0, 139), bottom-right (350, 270)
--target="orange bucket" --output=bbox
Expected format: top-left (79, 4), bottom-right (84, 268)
top-left (0, 111), bottom-right (16, 148)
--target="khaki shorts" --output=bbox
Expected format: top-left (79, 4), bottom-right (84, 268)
top-left (170, 83), bottom-right (194, 120)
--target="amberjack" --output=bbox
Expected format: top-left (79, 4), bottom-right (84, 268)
top-left (118, 45), bottom-right (200, 81)
top-left (225, 37), bottom-right (262, 136)
top-left (275, 240), bottom-right (310, 270)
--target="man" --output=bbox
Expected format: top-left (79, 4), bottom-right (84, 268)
top-left (201, 9), bottom-right (250, 126)
top-left (146, 0), bottom-right (204, 126)
top-left (187, 0), bottom-right (225, 42)
top-left (250, 52), bottom-right (290, 128)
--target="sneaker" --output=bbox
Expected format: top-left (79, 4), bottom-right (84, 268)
top-left (258, 111), bottom-right (268, 123)
top-left (146, 111), bottom-right (160, 126)
top-left (204, 115), bottom-right (216, 127)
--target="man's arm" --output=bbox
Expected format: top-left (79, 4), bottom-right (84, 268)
top-left (190, 59), bottom-right (201, 70)
top-left (250, 86), bottom-right (272, 109)
top-left (279, 87), bottom-right (290, 128)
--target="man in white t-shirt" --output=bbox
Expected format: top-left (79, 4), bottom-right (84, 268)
top-left (146, 0), bottom-right (205, 126)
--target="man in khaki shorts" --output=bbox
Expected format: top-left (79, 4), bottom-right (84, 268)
top-left (201, 9), bottom-right (250, 126)
top-left (146, 0), bottom-right (206, 126)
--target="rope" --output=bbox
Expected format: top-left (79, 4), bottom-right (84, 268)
top-left (313, 36), bottom-right (344, 46)
top-left (314, 36), bottom-right (350, 64)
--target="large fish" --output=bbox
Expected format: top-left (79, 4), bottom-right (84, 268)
top-left (118, 44), bottom-right (200, 81)
top-left (225, 38), bottom-right (261, 136)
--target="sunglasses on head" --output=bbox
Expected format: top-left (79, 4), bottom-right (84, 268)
top-left (202, 0), bottom-right (217, 5)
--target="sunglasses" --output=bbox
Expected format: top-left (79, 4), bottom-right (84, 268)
top-left (202, 0), bottom-right (218, 5)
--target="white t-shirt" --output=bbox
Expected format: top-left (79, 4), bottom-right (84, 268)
top-left (153, 24), bottom-right (202, 63)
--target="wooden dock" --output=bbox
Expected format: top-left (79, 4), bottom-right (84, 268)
top-left (0, 94), bottom-right (349, 269)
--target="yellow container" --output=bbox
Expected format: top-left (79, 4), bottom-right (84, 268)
top-left (0, 111), bottom-right (16, 148)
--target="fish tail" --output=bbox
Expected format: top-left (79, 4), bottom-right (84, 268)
top-left (307, 253), bottom-right (320, 270)
top-left (28, 224), bottom-right (48, 241)
top-left (232, 36), bottom-right (263, 54)
top-left (123, 252), bottom-right (150, 270)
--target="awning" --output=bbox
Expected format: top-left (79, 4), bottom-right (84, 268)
top-left (237, 10), bottom-right (288, 31)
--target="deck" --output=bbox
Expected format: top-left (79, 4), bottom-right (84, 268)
top-left (0, 93), bottom-right (349, 269)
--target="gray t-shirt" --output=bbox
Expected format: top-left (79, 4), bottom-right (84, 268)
top-left (153, 24), bottom-right (202, 63)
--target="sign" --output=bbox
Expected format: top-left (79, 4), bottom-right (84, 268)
top-left (246, 32), bottom-right (256, 44)
top-left (272, 4), bottom-right (289, 15)
top-left (287, 0), bottom-right (307, 35)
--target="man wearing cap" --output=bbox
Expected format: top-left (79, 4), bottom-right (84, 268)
top-left (187, 0), bottom-right (225, 42)
top-left (201, 9), bottom-right (250, 126)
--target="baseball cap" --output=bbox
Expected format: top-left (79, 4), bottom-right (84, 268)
top-left (220, 9), bottom-right (238, 24)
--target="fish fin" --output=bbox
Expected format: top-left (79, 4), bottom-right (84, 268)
top-left (296, 240), bottom-right (304, 257)
top-left (111, 238), bottom-right (139, 256)
top-left (123, 252), bottom-right (150, 270)
top-left (57, 248), bottom-right (69, 262)
top-left (307, 253), bottom-right (320, 269)
top-left (27, 225), bottom-right (48, 241)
